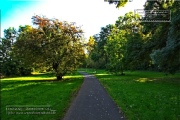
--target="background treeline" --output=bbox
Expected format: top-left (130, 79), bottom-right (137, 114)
top-left (84, 1), bottom-right (180, 75)
top-left (0, 28), bottom-right (32, 77)
top-left (0, 1), bottom-right (179, 78)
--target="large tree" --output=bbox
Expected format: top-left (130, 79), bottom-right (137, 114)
top-left (15, 15), bottom-right (85, 80)
top-left (150, 1), bottom-right (180, 74)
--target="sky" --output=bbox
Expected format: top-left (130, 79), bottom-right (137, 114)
top-left (1, 0), bottom-right (146, 40)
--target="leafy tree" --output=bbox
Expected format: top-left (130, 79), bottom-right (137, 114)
top-left (150, 1), bottom-right (180, 74)
top-left (15, 15), bottom-right (85, 80)
top-left (125, 32), bottom-right (145, 70)
top-left (114, 12), bottom-right (149, 70)
top-left (141, 0), bottom-right (180, 73)
top-left (86, 36), bottom-right (95, 54)
top-left (88, 0), bottom-right (179, 75)
top-left (86, 25), bottom-right (114, 69)
top-left (105, 27), bottom-right (127, 75)
top-left (108, 0), bottom-right (128, 8)
top-left (0, 27), bottom-right (32, 76)
top-left (0, 37), bottom-right (15, 76)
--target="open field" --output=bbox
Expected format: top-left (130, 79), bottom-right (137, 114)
top-left (1, 72), bottom-right (83, 120)
top-left (81, 69), bottom-right (180, 120)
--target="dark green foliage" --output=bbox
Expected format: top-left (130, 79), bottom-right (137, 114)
top-left (150, 2), bottom-right (180, 74)
top-left (0, 28), bottom-right (32, 77)
top-left (87, 25), bottom-right (114, 69)
top-left (86, 1), bottom-right (179, 74)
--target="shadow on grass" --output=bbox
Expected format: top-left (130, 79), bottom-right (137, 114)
top-left (1, 73), bottom-right (84, 93)
top-left (1, 71), bottom-right (84, 120)
top-left (1, 72), bottom-right (84, 92)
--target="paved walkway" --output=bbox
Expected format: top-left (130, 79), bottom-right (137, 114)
top-left (63, 72), bottom-right (126, 120)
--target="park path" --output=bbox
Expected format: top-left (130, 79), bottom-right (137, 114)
top-left (63, 72), bottom-right (126, 120)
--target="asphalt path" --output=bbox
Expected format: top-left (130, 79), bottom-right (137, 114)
top-left (63, 72), bottom-right (126, 120)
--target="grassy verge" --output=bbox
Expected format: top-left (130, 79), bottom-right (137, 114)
top-left (1, 71), bottom-right (84, 120)
top-left (81, 68), bottom-right (180, 120)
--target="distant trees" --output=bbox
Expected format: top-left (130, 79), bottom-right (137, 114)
top-left (86, 1), bottom-right (180, 75)
top-left (86, 36), bottom-right (95, 53)
top-left (87, 25), bottom-right (114, 69)
top-left (1, 15), bottom-right (85, 80)
top-left (105, 28), bottom-right (127, 75)
top-left (0, 27), bottom-right (32, 76)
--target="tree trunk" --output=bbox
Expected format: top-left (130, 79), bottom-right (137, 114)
top-left (56, 74), bottom-right (63, 80)
top-left (121, 65), bottom-right (125, 75)
top-left (52, 62), bottom-right (63, 80)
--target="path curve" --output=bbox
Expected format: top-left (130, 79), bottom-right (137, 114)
top-left (63, 72), bottom-right (126, 120)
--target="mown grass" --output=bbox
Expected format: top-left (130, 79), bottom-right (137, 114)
top-left (81, 68), bottom-right (180, 120)
top-left (1, 72), bottom-right (84, 120)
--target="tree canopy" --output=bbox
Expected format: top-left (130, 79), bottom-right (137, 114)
top-left (1, 15), bottom-right (85, 80)
top-left (86, 1), bottom-right (180, 75)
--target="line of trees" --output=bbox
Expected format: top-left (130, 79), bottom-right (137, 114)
top-left (0, 15), bottom-right (85, 80)
top-left (0, 1), bottom-right (179, 78)
top-left (84, 1), bottom-right (180, 75)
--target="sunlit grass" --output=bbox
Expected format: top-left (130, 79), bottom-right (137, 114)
top-left (63, 75), bottom-right (83, 79)
top-left (1, 76), bottom-right (56, 81)
top-left (135, 78), bottom-right (154, 82)
top-left (83, 69), bottom-right (180, 120)
top-left (1, 73), bottom-right (84, 81)
top-left (1, 73), bottom-right (56, 81)
top-left (1, 72), bottom-right (84, 120)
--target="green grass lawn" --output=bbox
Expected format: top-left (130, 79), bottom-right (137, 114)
top-left (1, 72), bottom-right (84, 120)
top-left (81, 69), bottom-right (180, 120)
